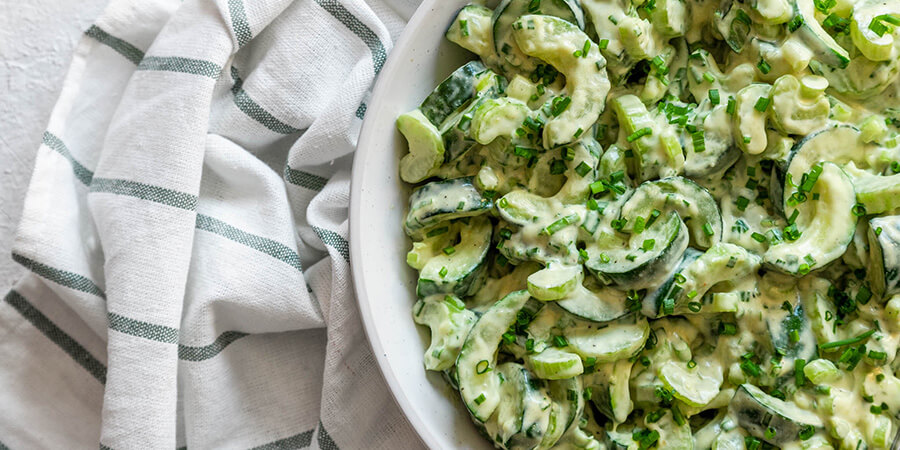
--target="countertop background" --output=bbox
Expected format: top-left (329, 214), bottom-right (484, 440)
top-left (0, 0), bottom-right (109, 293)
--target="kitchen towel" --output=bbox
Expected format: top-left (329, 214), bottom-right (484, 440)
top-left (2, 0), bottom-right (426, 448)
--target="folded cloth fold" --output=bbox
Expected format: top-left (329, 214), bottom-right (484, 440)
top-left (3, 0), bottom-right (424, 448)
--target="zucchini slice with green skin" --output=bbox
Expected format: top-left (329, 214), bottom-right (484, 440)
top-left (765, 163), bottom-right (857, 275)
top-left (556, 284), bottom-right (630, 323)
top-left (493, 0), bottom-right (585, 73)
top-left (525, 347), bottom-right (584, 379)
top-left (413, 294), bottom-right (477, 371)
top-left (586, 212), bottom-right (689, 290)
top-left (730, 384), bottom-right (824, 446)
top-left (584, 359), bottom-right (633, 424)
top-left (868, 215), bottom-right (900, 297)
top-left (397, 109), bottom-right (445, 183)
top-left (446, 5), bottom-right (496, 61)
top-left (793, 0), bottom-right (850, 69)
top-left (564, 314), bottom-right (650, 363)
top-left (611, 94), bottom-right (684, 181)
top-left (419, 61), bottom-right (488, 127)
top-left (619, 176), bottom-right (723, 249)
top-left (458, 290), bottom-right (536, 422)
top-left (404, 177), bottom-right (492, 237)
top-left (512, 15), bottom-right (611, 148)
top-left (416, 216), bottom-right (492, 298)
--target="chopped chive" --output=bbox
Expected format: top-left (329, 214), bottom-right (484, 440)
top-left (820, 329), bottom-right (876, 350)
top-left (788, 15), bottom-right (804, 32)
top-left (757, 59), bottom-right (771, 74)
top-left (439, 266), bottom-right (448, 278)
top-left (553, 335), bottom-right (568, 347)
top-left (692, 131), bottom-right (706, 153)
top-left (709, 89), bottom-right (720, 105)
top-left (719, 322), bottom-right (737, 335)
top-left (599, 253), bottom-right (611, 263)
top-left (443, 246), bottom-right (456, 255)
top-left (740, 359), bottom-right (761, 377)
top-left (688, 302), bottom-right (702, 312)
top-left (598, 38), bottom-right (609, 49)
top-left (582, 39), bottom-right (590, 57)
top-left (703, 222), bottom-right (715, 236)
top-left (626, 127), bottom-right (653, 142)
top-left (726, 96), bottom-right (736, 115)
top-left (754, 96), bottom-right (770, 112)
top-left (476, 360), bottom-right (490, 374)
top-left (542, 214), bottom-right (580, 235)
top-left (735, 196), bottom-right (749, 211)
top-left (703, 71), bottom-right (715, 83)
top-left (474, 393), bottom-right (486, 405)
top-left (852, 203), bottom-right (867, 216)
top-left (575, 161), bottom-right (592, 177)
top-left (633, 216), bottom-right (646, 234)
top-left (574, 127), bottom-right (584, 138)
top-left (549, 159), bottom-right (567, 175)
top-left (589, 180), bottom-right (607, 194)
top-left (642, 239), bottom-right (656, 251)
top-left (550, 96), bottom-right (572, 116)
top-left (869, 350), bottom-right (887, 360)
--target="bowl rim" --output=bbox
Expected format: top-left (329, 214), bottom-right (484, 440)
top-left (349, 0), bottom-right (445, 447)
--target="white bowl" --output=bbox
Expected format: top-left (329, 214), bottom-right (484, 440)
top-left (349, 0), bottom-right (493, 448)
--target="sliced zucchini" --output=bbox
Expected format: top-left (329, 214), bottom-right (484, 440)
top-left (619, 176), bottom-right (723, 249)
top-left (733, 83), bottom-right (771, 155)
top-left (458, 290), bottom-right (535, 422)
top-left (420, 61), bottom-right (488, 127)
top-left (868, 215), bottom-right (900, 297)
top-left (397, 109), bottom-right (445, 183)
top-left (611, 94), bottom-right (684, 181)
top-left (554, 139), bottom-right (602, 204)
top-left (413, 294), bottom-right (477, 371)
top-left (416, 216), bottom-right (492, 297)
top-left (564, 315), bottom-right (650, 363)
top-left (683, 105), bottom-right (741, 178)
top-left (658, 359), bottom-right (722, 407)
top-left (642, 248), bottom-right (703, 317)
top-left (585, 359), bottom-right (633, 424)
top-left (586, 212), bottom-right (689, 290)
top-left (446, 5), bottom-right (496, 61)
top-left (404, 177), bottom-right (492, 237)
top-left (769, 74), bottom-right (830, 136)
top-left (556, 284), bottom-right (630, 323)
top-left (794, 0), bottom-right (850, 68)
top-left (493, 0), bottom-right (585, 73)
top-left (527, 264), bottom-right (584, 301)
top-left (730, 384), bottom-right (824, 446)
top-left (764, 163), bottom-right (857, 275)
top-left (512, 15), bottom-right (611, 148)
top-left (525, 347), bottom-right (584, 379)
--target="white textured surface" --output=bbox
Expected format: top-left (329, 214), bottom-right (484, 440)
top-left (0, 0), bottom-right (109, 292)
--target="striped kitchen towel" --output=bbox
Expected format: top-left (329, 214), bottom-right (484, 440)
top-left (3, 0), bottom-right (425, 448)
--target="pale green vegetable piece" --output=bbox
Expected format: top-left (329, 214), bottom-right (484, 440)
top-left (527, 264), bottom-right (584, 301)
top-left (850, 0), bottom-right (900, 62)
top-left (512, 15), bottom-right (611, 148)
top-left (733, 83), bottom-right (771, 155)
top-left (525, 347), bottom-right (585, 379)
top-left (413, 295), bottom-right (477, 371)
top-left (397, 109), bottom-right (444, 183)
top-left (445, 4), bottom-right (496, 61)
top-left (769, 75), bottom-right (829, 135)
top-left (658, 360), bottom-right (723, 407)
top-left (470, 97), bottom-right (530, 145)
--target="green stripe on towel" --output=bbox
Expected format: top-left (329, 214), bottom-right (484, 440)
top-left (84, 25), bottom-right (145, 65)
top-left (230, 67), bottom-right (302, 134)
top-left (107, 312), bottom-right (179, 344)
top-left (12, 253), bottom-right (106, 299)
top-left (196, 214), bottom-right (303, 272)
top-left (311, 227), bottom-right (349, 263)
top-left (137, 56), bottom-right (222, 79)
top-left (313, 0), bottom-right (386, 74)
top-left (90, 178), bottom-right (199, 211)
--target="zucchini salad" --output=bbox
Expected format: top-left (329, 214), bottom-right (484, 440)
top-left (397, 0), bottom-right (900, 447)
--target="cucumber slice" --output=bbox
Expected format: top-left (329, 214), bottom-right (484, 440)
top-left (868, 215), bottom-right (900, 297)
top-left (769, 74), bottom-right (830, 136)
top-left (850, 0), bottom-right (899, 62)
top-left (527, 264), bottom-right (584, 301)
top-left (784, 126), bottom-right (872, 195)
top-left (397, 109), bottom-right (445, 183)
top-left (511, 15), bottom-right (610, 148)
top-left (470, 97), bottom-right (531, 145)
top-left (493, 0), bottom-right (585, 73)
top-left (611, 94), bottom-right (684, 181)
top-left (730, 384), bottom-right (823, 446)
top-left (750, 0), bottom-right (792, 24)
top-left (683, 105), bottom-right (740, 177)
top-left (446, 5), bottom-right (496, 61)
top-left (556, 284), bottom-right (630, 323)
top-left (417, 216), bottom-right (492, 297)
top-left (413, 294), bottom-right (477, 371)
top-left (525, 347), bottom-right (584, 379)
top-left (458, 290), bottom-right (535, 422)
top-left (605, 430), bottom-right (638, 450)
top-left (798, 277), bottom-right (839, 348)
top-left (655, 243), bottom-right (761, 316)
top-left (648, 0), bottom-right (687, 36)
top-left (419, 61), bottom-right (487, 127)
top-left (585, 359), bottom-right (633, 423)
top-left (794, 0), bottom-right (850, 68)
top-left (486, 363), bottom-right (550, 447)
top-left (586, 212), bottom-right (689, 290)
top-left (619, 176), bottom-right (723, 249)
top-left (766, 299), bottom-right (816, 361)
top-left (809, 56), bottom-right (899, 100)
top-left (540, 377), bottom-right (584, 449)
top-left (646, 408), bottom-right (692, 450)
top-left (733, 83), bottom-right (771, 155)
top-left (642, 248), bottom-right (703, 317)
top-left (765, 162), bottom-right (857, 275)
top-left (565, 315), bottom-right (650, 363)
top-left (847, 169), bottom-right (900, 215)
top-left (658, 360), bottom-right (722, 407)
top-left (404, 177), bottom-right (492, 237)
